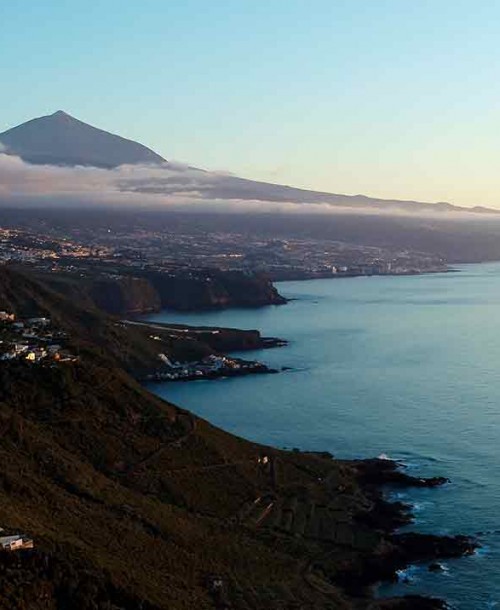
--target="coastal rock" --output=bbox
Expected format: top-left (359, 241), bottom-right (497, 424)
top-left (392, 532), bottom-right (477, 561)
top-left (372, 596), bottom-right (447, 609)
top-left (333, 532), bottom-right (477, 594)
top-left (332, 457), bottom-right (478, 600)
top-left (38, 268), bottom-right (287, 316)
top-left (354, 458), bottom-right (449, 488)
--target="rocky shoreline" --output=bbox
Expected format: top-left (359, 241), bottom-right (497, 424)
top-left (131, 321), bottom-right (476, 606)
top-left (342, 458), bottom-right (478, 606)
top-left (134, 323), bottom-right (477, 606)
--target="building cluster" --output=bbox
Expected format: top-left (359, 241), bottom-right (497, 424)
top-left (147, 353), bottom-right (267, 382)
top-left (0, 312), bottom-right (77, 364)
top-left (0, 220), bottom-right (446, 284)
top-left (0, 227), bottom-right (108, 264)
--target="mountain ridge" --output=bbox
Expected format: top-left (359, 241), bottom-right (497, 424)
top-left (1, 111), bottom-right (498, 215)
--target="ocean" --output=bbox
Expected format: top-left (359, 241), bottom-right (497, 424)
top-left (144, 263), bottom-right (500, 609)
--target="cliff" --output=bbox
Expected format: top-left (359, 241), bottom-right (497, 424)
top-left (88, 275), bottom-right (161, 315)
top-left (143, 322), bottom-right (286, 352)
top-left (35, 271), bottom-right (161, 317)
top-left (142, 269), bottom-right (287, 311)
top-left (36, 268), bottom-right (286, 315)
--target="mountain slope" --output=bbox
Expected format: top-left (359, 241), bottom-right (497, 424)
top-left (0, 110), bottom-right (165, 168)
top-left (0, 266), bottom-right (364, 609)
top-left (0, 265), bottom-right (473, 609)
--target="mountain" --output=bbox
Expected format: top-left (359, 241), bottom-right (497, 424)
top-left (1, 111), bottom-right (498, 215)
top-left (0, 110), bottom-right (165, 168)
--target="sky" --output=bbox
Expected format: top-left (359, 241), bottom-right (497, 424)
top-left (2, 0), bottom-right (500, 208)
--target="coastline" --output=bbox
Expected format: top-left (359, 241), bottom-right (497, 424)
top-left (265, 451), bottom-right (479, 608)
top-left (142, 373), bottom-right (478, 606)
top-left (139, 281), bottom-right (481, 608)
top-left (142, 358), bottom-right (278, 383)
top-left (112, 265), bottom-right (457, 318)
top-left (0, 262), bottom-right (481, 609)
top-left (346, 458), bottom-right (478, 598)
top-left (123, 318), bottom-right (287, 382)
top-left (270, 266), bottom-right (453, 283)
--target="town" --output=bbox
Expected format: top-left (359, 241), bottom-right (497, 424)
top-left (0, 312), bottom-right (77, 364)
top-left (0, 212), bottom-right (447, 283)
top-left (0, 309), bottom-right (276, 382)
top-left (145, 352), bottom-right (274, 382)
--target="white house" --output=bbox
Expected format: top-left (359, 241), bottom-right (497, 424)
top-left (0, 535), bottom-right (34, 551)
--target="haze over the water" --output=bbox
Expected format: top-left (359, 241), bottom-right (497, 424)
top-left (2, 1), bottom-right (500, 208)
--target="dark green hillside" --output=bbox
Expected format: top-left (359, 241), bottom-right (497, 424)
top-left (0, 357), bottom-right (354, 609)
top-left (0, 265), bottom-right (470, 609)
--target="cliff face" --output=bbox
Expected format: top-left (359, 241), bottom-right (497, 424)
top-left (34, 268), bottom-right (286, 315)
top-left (88, 276), bottom-right (161, 315)
top-left (195, 327), bottom-right (266, 351)
top-left (144, 270), bottom-right (287, 311)
top-left (28, 271), bottom-right (162, 318)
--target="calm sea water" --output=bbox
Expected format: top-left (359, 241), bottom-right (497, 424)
top-left (144, 263), bottom-right (500, 609)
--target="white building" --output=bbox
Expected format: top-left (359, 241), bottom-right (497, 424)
top-left (0, 535), bottom-right (34, 551)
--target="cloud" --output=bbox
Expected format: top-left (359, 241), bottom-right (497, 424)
top-left (0, 153), bottom-right (320, 213)
top-left (0, 154), bottom-right (195, 206)
top-left (0, 152), bottom-right (495, 218)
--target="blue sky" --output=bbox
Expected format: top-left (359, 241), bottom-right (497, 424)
top-left (2, 0), bottom-right (500, 207)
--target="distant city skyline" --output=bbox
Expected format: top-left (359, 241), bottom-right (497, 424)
top-left (3, 1), bottom-right (500, 207)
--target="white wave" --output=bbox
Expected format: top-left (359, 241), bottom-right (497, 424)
top-left (378, 453), bottom-right (394, 461)
top-left (473, 545), bottom-right (491, 558)
top-left (396, 564), bottom-right (420, 583)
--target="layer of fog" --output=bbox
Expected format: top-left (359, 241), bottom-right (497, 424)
top-left (0, 151), bottom-right (496, 220)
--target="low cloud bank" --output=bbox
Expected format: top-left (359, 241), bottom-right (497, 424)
top-left (0, 152), bottom-right (304, 212)
top-left (0, 151), bottom-right (494, 218)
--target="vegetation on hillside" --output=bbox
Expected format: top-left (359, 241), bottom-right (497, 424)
top-left (0, 266), bottom-right (472, 609)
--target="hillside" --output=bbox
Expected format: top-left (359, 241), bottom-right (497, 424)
top-left (0, 266), bottom-right (475, 609)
